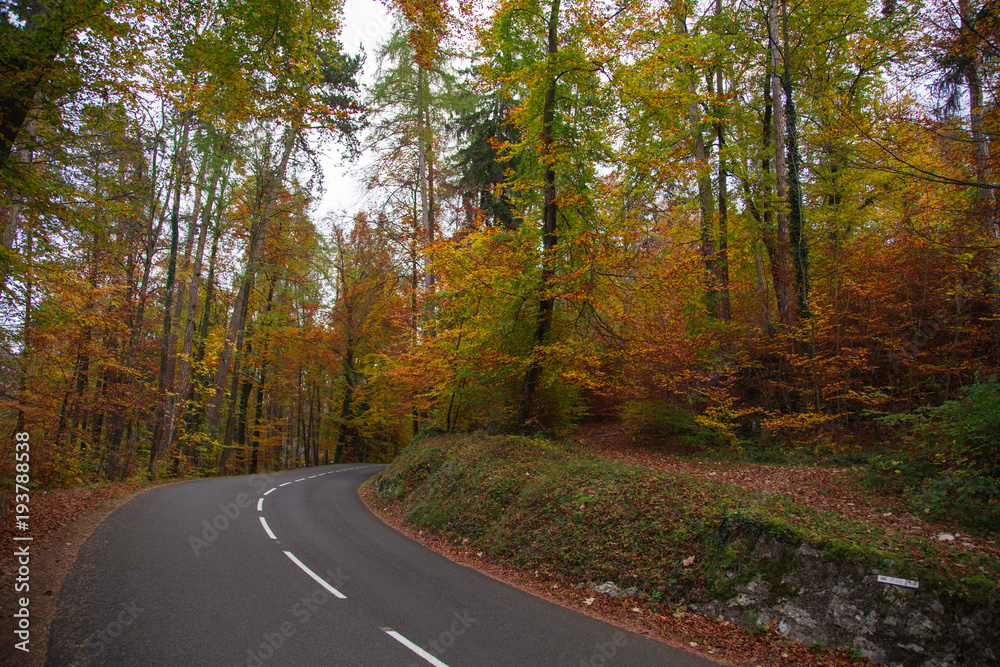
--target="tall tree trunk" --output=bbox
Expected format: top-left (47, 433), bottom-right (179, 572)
top-left (333, 336), bottom-right (355, 465)
top-left (69, 234), bottom-right (100, 448)
top-left (16, 230), bottom-right (33, 433)
top-left (756, 77), bottom-right (779, 331)
top-left (119, 167), bottom-right (170, 468)
top-left (334, 239), bottom-right (356, 464)
top-left (218, 307), bottom-right (253, 473)
top-left (410, 215), bottom-right (420, 436)
top-left (308, 382), bottom-right (317, 466)
top-left (249, 360), bottom-right (268, 475)
top-left (960, 0), bottom-right (999, 354)
top-left (187, 198), bottom-right (227, 468)
top-left (781, 0), bottom-right (809, 319)
top-left (676, 10), bottom-right (718, 317)
top-left (1, 139), bottom-right (30, 298)
top-left (233, 365), bottom-right (254, 471)
top-left (247, 277), bottom-right (276, 473)
top-left (417, 67), bottom-right (435, 290)
top-left (769, 0), bottom-right (795, 328)
top-left (206, 130), bottom-right (294, 435)
top-left (172, 163), bottom-right (227, 467)
top-left (828, 158), bottom-right (844, 353)
top-left (714, 1), bottom-right (731, 321)
top-left (149, 118), bottom-right (191, 479)
top-left (516, 0), bottom-right (561, 430)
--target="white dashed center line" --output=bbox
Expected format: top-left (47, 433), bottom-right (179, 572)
top-left (382, 628), bottom-right (450, 667)
top-left (259, 516), bottom-right (277, 540)
top-left (257, 467), bottom-right (381, 600)
top-left (283, 551), bottom-right (346, 598)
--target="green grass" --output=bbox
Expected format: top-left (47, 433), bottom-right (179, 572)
top-left (368, 433), bottom-right (1000, 609)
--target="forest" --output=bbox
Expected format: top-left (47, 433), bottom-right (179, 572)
top-left (1, 0), bottom-right (998, 526)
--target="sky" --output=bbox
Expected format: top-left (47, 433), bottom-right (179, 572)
top-left (312, 0), bottom-right (395, 223)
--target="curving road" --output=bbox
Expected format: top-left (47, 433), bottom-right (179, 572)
top-left (47, 465), bottom-right (720, 666)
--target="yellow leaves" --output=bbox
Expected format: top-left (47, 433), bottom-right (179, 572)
top-left (759, 411), bottom-right (839, 432)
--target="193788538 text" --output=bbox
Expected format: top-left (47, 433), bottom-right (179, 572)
top-left (12, 431), bottom-right (32, 653)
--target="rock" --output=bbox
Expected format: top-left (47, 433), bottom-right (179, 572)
top-left (592, 581), bottom-right (623, 597)
top-left (795, 544), bottom-right (823, 558)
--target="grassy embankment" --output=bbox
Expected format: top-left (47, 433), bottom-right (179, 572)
top-left (366, 432), bottom-right (998, 622)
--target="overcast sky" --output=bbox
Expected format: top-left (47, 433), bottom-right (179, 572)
top-left (312, 0), bottom-right (395, 223)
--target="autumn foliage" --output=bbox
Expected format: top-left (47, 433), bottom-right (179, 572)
top-left (1, 0), bottom-right (998, 513)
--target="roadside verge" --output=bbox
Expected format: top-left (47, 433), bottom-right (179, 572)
top-left (362, 433), bottom-right (999, 667)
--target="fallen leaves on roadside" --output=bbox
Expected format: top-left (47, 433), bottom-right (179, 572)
top-left (573, 422), bottom-right (999, 562)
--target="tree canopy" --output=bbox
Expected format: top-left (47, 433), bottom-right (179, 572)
top-left (1, 0), bottom-right (999, 509)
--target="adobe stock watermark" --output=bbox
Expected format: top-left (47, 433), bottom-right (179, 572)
top-left (403, 609), bottom-right (477, 666)
top-left (343, 8), bottom-right (393, 53)
top-left (189, 474), bottom-right (273, 556)
top-left (77, 601), bottom-right (144, 666)
top-left (578, 631), bottom-right (628, 667)
top-left (232, 567), bottom-right (350, 667)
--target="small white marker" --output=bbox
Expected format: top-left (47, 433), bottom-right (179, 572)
top-left (283, 551), bottom-right (346, 598)
top-left (263, 488), bottom-right (276, 496)
top-left (279, 482), bottom-right (292, 487)
top-left (295, 478), bottom-right (306, 482)
top-left (259, 517), bottom-right (277, 540)
top-left (877, 575), bottom-right (919, 589)
top-left (257, 497), bottom-right (264, 512)
top-left (382, 629), bottom-right (450, 667)
top-left (308, 475), bottom-right (317, 478)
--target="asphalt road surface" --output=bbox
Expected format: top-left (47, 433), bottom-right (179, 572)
top-left (47, 464), bottom-right (721, 666)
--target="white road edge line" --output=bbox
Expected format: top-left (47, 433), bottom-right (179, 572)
top-left (295, 478), bottom-right (306, 482)
top-left (257, 497), bottom-right (264, 512)
top-left (382, 629), bottom-right (450, 667)
top-left (279, 481), bottom-right (292, 487)
top-left (259, 516), bottom-right (277, 540)
top-left (283, 551), bottom-right (347, 599)
top-left (263, 487), bottom-right (276, 496)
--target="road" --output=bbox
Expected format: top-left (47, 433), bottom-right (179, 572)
top-left (47, 464), bottom-right (720, 666)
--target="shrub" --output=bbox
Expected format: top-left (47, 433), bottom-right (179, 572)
top-left (927, 375), bottom-right (1000, 479)
top-left (864, 376), bottom-right (1000, 533)
top-left (621, 400), bottom-right (698, 438)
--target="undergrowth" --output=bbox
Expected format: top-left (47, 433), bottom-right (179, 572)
top-left (861, 376), bottom-right (1000, 534)
top-left (623, 383), bottom-right (1000, 536)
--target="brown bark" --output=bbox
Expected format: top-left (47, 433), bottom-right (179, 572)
top-left (959, 0), bottom-right (999, 354)
top-left (516, 0), bottom-right (561, 430)
top-left (769, 0), bottom-right (794, 328)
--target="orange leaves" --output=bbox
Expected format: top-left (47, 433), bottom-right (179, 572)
top-left (388, 0), bottom-right (451, 69)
